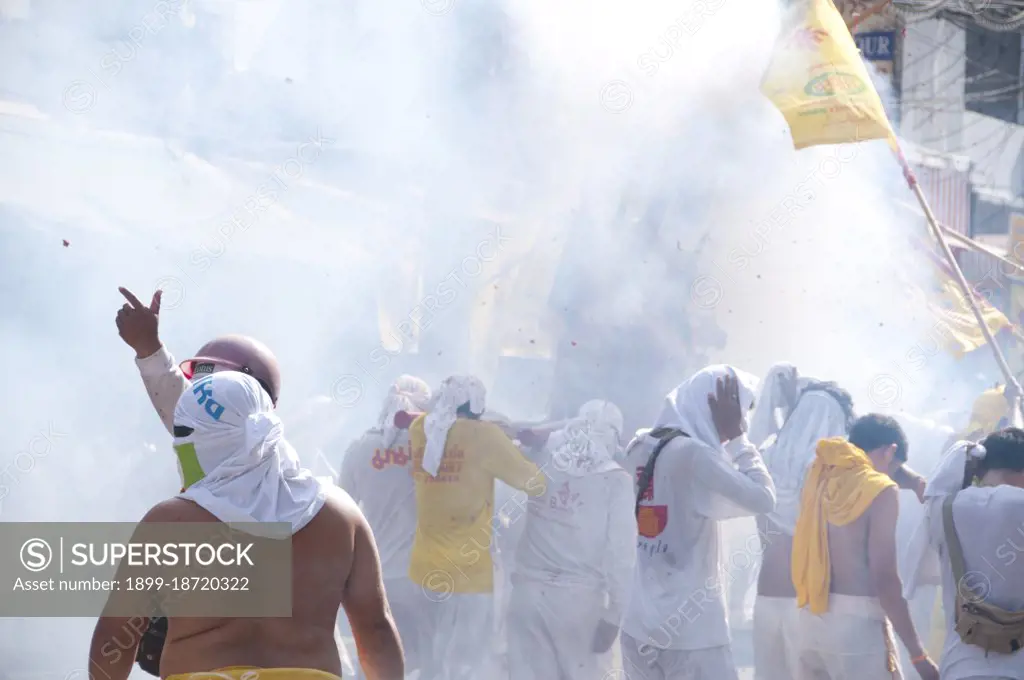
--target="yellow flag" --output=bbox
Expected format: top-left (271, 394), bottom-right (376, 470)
top-left (761, 0), bottom-right (893, 149)
top-left (930, 265), bottom-right (1011, 356)
top-left (762, 0), bottom-right (1011, 354)
top-left (909, 231), bottom-right (1011, 356)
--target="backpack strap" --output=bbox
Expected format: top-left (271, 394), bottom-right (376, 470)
top-left (942, 493), bottom-right (970, 599)
top-left (635, 427), bottom-right (689, 517)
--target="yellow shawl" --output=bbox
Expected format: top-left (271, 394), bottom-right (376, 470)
top-left (792, 437), bottom-right (896, 614)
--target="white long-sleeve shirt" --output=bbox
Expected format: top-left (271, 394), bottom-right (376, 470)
top-left (135, 346), bottom-right (190, 434)
top-left (623, 433), bottom-right (776, 651)
top-left (337, 428), bottom-right (417, 582)
top-left (928, 485), bottom-right (1024, 680)
top-left (513, 459), bottom-right (638, 626)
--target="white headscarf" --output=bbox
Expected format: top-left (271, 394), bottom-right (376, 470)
top-left (654, 364), bottom-right (760, 452)
top-left (423, 375), bottom-right (486, 477)
top-left (378, 375), bottom-right (432, 448)
top-left (901, 439), bottom-right (987, 598)
top-left (748, 362), bottom-right (809, 447)
top-left (547, 399), bottom-right (624, 476)
top-left (174, 371), bottom-right (326, 534)
top-left (622, 427), bottom-right (652, 462)
top-left (762, 390), bottom-right (850, 534)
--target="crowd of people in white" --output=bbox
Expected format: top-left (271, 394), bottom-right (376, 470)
top-left (99, 288), bottom-right (1024, 680)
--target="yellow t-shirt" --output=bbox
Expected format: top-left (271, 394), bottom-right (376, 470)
top-left (408, 416), bottom-right (546, 594)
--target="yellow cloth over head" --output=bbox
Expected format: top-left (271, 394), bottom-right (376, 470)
top-left (167, 668), bottom-right (341, 680)
top-left (792, 437), bottom-right (896, 614)
top-left (966, 385), bottom-right (1008, 435)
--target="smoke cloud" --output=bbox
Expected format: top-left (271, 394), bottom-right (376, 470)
top-left (0, 0), bottom-right (999, 675)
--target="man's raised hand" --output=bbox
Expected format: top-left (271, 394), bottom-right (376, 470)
top-left (709, 373), bottom-right (744, 443)
top-left (115, 287), bottom-right (163, 359)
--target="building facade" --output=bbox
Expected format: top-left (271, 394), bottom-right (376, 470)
top-left (894, 2), bottom-right (1024, 366)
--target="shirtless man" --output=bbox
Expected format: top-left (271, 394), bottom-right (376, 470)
top-left (792, 413), bottom-right (939, 680)
top-left (112, 287), bottom-right (388, 676)
top-left (88, 371), bottom-right (404, 680)
top-left (753, 380), bottom-right (854, 680)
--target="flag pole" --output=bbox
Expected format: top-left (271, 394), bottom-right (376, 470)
top-left (891, 141), bottom-right (1024, 418)
top-left (938, 224), bottom-right (1024, 277)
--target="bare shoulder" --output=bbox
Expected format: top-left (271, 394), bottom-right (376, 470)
top-left (870, 484), bottom-right (899, 518)
top-left (141, 497), bottom-right (219, 523)
top-left (318, 484), bottom-right (368, 533)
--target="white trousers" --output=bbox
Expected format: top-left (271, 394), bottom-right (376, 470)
top-left (420, 592), bottom-right (494, 680)
top-left (506, 581), bottom-right (615, 680)
top-left (620, 632), bottom-right (739, 680)
top-left (753, 595), bottom-right (800, 680)
top-left (795, 594), bottom-right (903, 680)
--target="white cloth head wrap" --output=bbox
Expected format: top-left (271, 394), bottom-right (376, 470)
top-left (748, 362), bottom-right (810, 447)
top-left (378, 375), bottom-right (432, 448)
top-left (173, 371), bottom-right (326, 534)
top-left (762, 390), bottom-right (851, 534)
top-left (654, 364), bottom-right (759, 451)
top-left (423, 375), bottom-right (486, 477)
top-left (548, 399), bottom-right (625, 476)
top-left (901, 439), bottom-right (987, 598)
top-left (621, 427), bottom-right (652, 462)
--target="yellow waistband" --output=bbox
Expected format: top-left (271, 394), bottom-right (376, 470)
top-left (167, 669), bottom-right (342, 680)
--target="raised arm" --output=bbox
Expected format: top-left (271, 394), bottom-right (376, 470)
top-left (478, 423), bottom-right (547, 497)
top-left (690, 435), bottom-right (777, 520)
top-left (343, 510), bottom-right (404, 680)
top-left (115, 287), bottom-right (188, 434)
top-left (135, 346), bottom-right (190, 434)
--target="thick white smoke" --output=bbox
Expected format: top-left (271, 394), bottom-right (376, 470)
top-left (0, 0), bottom-right (1002, 676)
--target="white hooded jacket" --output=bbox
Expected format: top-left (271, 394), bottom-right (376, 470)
top-left (623, 365), bottom-right (776, 651)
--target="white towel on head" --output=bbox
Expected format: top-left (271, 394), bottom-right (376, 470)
top-left (423, 375), bottom-right (486, 477)
top-left (547, 399), bottom-right (624, 476)
top-left (379, 375), bottom-right (432, 449)
top-left (749, 362), bottom-right (809, 448)
top-left (173, 371), bottom-right (326, 535)
top-left (620, 427), bottom-right (651, 463)
top-left (901, 439), bottom-right (986, 598)
top-left (761, 390), bottom-right (850, 534)
top-left (654, 364), bottom-right (759, 452)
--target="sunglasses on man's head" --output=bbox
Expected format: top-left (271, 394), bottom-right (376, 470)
top-left (180, 360), bottom-right (219, 380)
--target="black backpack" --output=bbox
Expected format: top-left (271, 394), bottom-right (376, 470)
top-left (135, 616), bottom-right (166, 676)
top-left (634, 426), bottom-right (689, 516)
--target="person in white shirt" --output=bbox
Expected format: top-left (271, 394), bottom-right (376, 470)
top-left (752, 379), bottom-right (854, 680)
top-left (338, 376), bottom-right (433, 679)
top-left (507, 399), bottom-right (638, 680)
top-left (902, 430), bottom-right (1024, 680)
top-left (620, 365), bottom-right (777, 680)
top-left (748, 362), bottom-right (804, 449)
top-left (893, 412), bottom-right (955, 672)
top-left (728, 362), bottom-right (806, 628)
